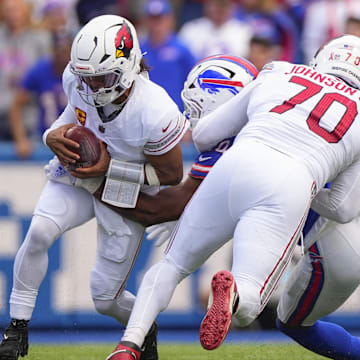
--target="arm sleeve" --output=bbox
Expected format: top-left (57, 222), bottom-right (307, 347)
top-left (42, 103), bottom-right (77, 145)
top-left (192, 79), bottom-right (258, 152)
top-left (311, 158), bottom-right (360, 223)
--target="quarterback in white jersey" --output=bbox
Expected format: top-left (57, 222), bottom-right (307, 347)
top-left (0, 15), bottom-right (188, 360)
top-left (101, 34), bottom-right (360, 360)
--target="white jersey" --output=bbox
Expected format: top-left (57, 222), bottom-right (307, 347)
top-left (32, 65), bottom-right (189, 308)
top-left (43, 64), bottom-right (189, 163)
top-left (194, 61), bottom-right (360, 193)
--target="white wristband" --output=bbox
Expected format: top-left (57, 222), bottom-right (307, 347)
top-left (102, 159), bottom-right (144, 208)
top-left (144, 163), bottom-right (160, 186)
top-left (101, 160), bottom-right (160, 208)
top-left (106, 159), bottom-right (145, 184)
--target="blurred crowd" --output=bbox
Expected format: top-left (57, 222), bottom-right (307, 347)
top-left (1, 0), bottom-right (360, 158)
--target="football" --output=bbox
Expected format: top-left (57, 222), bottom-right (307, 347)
top-left (64, 125), bottom-right (101, 170)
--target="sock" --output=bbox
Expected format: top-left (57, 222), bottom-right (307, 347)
top-left (277, 319), bottom-right (360, 360)
top-left (122, 327), bottom-right (147, 348)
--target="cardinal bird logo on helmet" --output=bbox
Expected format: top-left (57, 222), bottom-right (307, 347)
top-left (115, 22), bottom-right (133, 59)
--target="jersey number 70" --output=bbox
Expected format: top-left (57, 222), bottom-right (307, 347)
top-left (270, 75), bottom-right (358, 143)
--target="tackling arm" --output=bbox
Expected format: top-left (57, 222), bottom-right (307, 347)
top-left (96, 142), bottom-right (185, 209)
top-left (192, 80), bottom-right (257, 152)
top-left (144, 143), bottom-right (184, 185)
top-left (95, 176), bottom-right (201, 226)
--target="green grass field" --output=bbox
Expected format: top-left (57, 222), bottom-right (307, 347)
top-left (26, 343), bottom-right (328, 360)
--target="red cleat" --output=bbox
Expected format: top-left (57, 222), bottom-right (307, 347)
top-left (199, 270), bottom-right (239, 350)
top-left (105, 342), bottom-right (141, 360)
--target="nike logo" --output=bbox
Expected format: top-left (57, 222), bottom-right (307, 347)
top-left (162, 121), bottom-right (172, 133)
top-left (3, 334), bottom-right (8, 340)
top-left (199, 155), bottom-right (212, 162)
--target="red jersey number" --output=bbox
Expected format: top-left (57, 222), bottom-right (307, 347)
top-left (270, 76), bottom-right (358, 143)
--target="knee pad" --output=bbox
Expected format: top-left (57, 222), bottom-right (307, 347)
top-left (24, 216), bottom-right (61, 255)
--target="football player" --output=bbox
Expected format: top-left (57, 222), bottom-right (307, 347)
top-left (144, 53), bottom-right (360, 360)
top-left (274, 36), bottom-right (360, 359)
top-left (0, 15), bottom-right (189, 360)
top-left (100, 34), bottom-right (360, 360)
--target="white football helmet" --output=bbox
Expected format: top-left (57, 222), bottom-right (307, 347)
top-left (70, 15), bottom-right (142, 107)
top-left (181, 54), bottom-right (258, 130)
top-left (310, 34), bottom-right (360, 89)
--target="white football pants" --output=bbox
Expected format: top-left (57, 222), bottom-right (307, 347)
top-left (10, 180), bottom-right (144, 325)
top-left (123, 138), bottom-right (315, 346)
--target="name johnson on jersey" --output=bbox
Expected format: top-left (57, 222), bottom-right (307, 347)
top-left (286, 65), bottom-right (359, 97)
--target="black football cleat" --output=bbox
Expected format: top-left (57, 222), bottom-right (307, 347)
top-left (141, 321), bottom-right (158, 360)
top-left (0, 319), bottom-right (29, 360)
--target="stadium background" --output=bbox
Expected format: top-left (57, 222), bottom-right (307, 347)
top-left (1, 142), bottom-right (360, 334)
top-left (2, 0), bottom-right (360, 347)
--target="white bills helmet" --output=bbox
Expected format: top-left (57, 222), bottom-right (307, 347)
top-left (70, 15), bottom-right (142, 107)
top-left (310, 34), bottom-right (360, 89)
top-left (181, 55), bottom-right (258, 130)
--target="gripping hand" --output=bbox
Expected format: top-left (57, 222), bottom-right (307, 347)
top-left (146, 221), bottom-right (177, 247)
top-left (44, 156), bottom-right (103, 194)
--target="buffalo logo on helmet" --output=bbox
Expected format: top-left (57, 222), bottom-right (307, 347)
top-left (115, 22), bottom-right (133, 59)
top-left (198, 70), bottom-right (243, 95)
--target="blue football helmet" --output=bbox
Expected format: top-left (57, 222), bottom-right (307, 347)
top-left (181, 54), bottom-right (258, 130)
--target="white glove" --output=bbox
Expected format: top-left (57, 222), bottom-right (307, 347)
top-left (44, 156), bottom-right (103, 194)
top-left (44, 156), bottom-right (73, 186)
top-left (146, 221), bottom-right (177, 247)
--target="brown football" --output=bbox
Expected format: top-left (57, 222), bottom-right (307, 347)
top-left (64, 125), bottom-right (100, 170)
